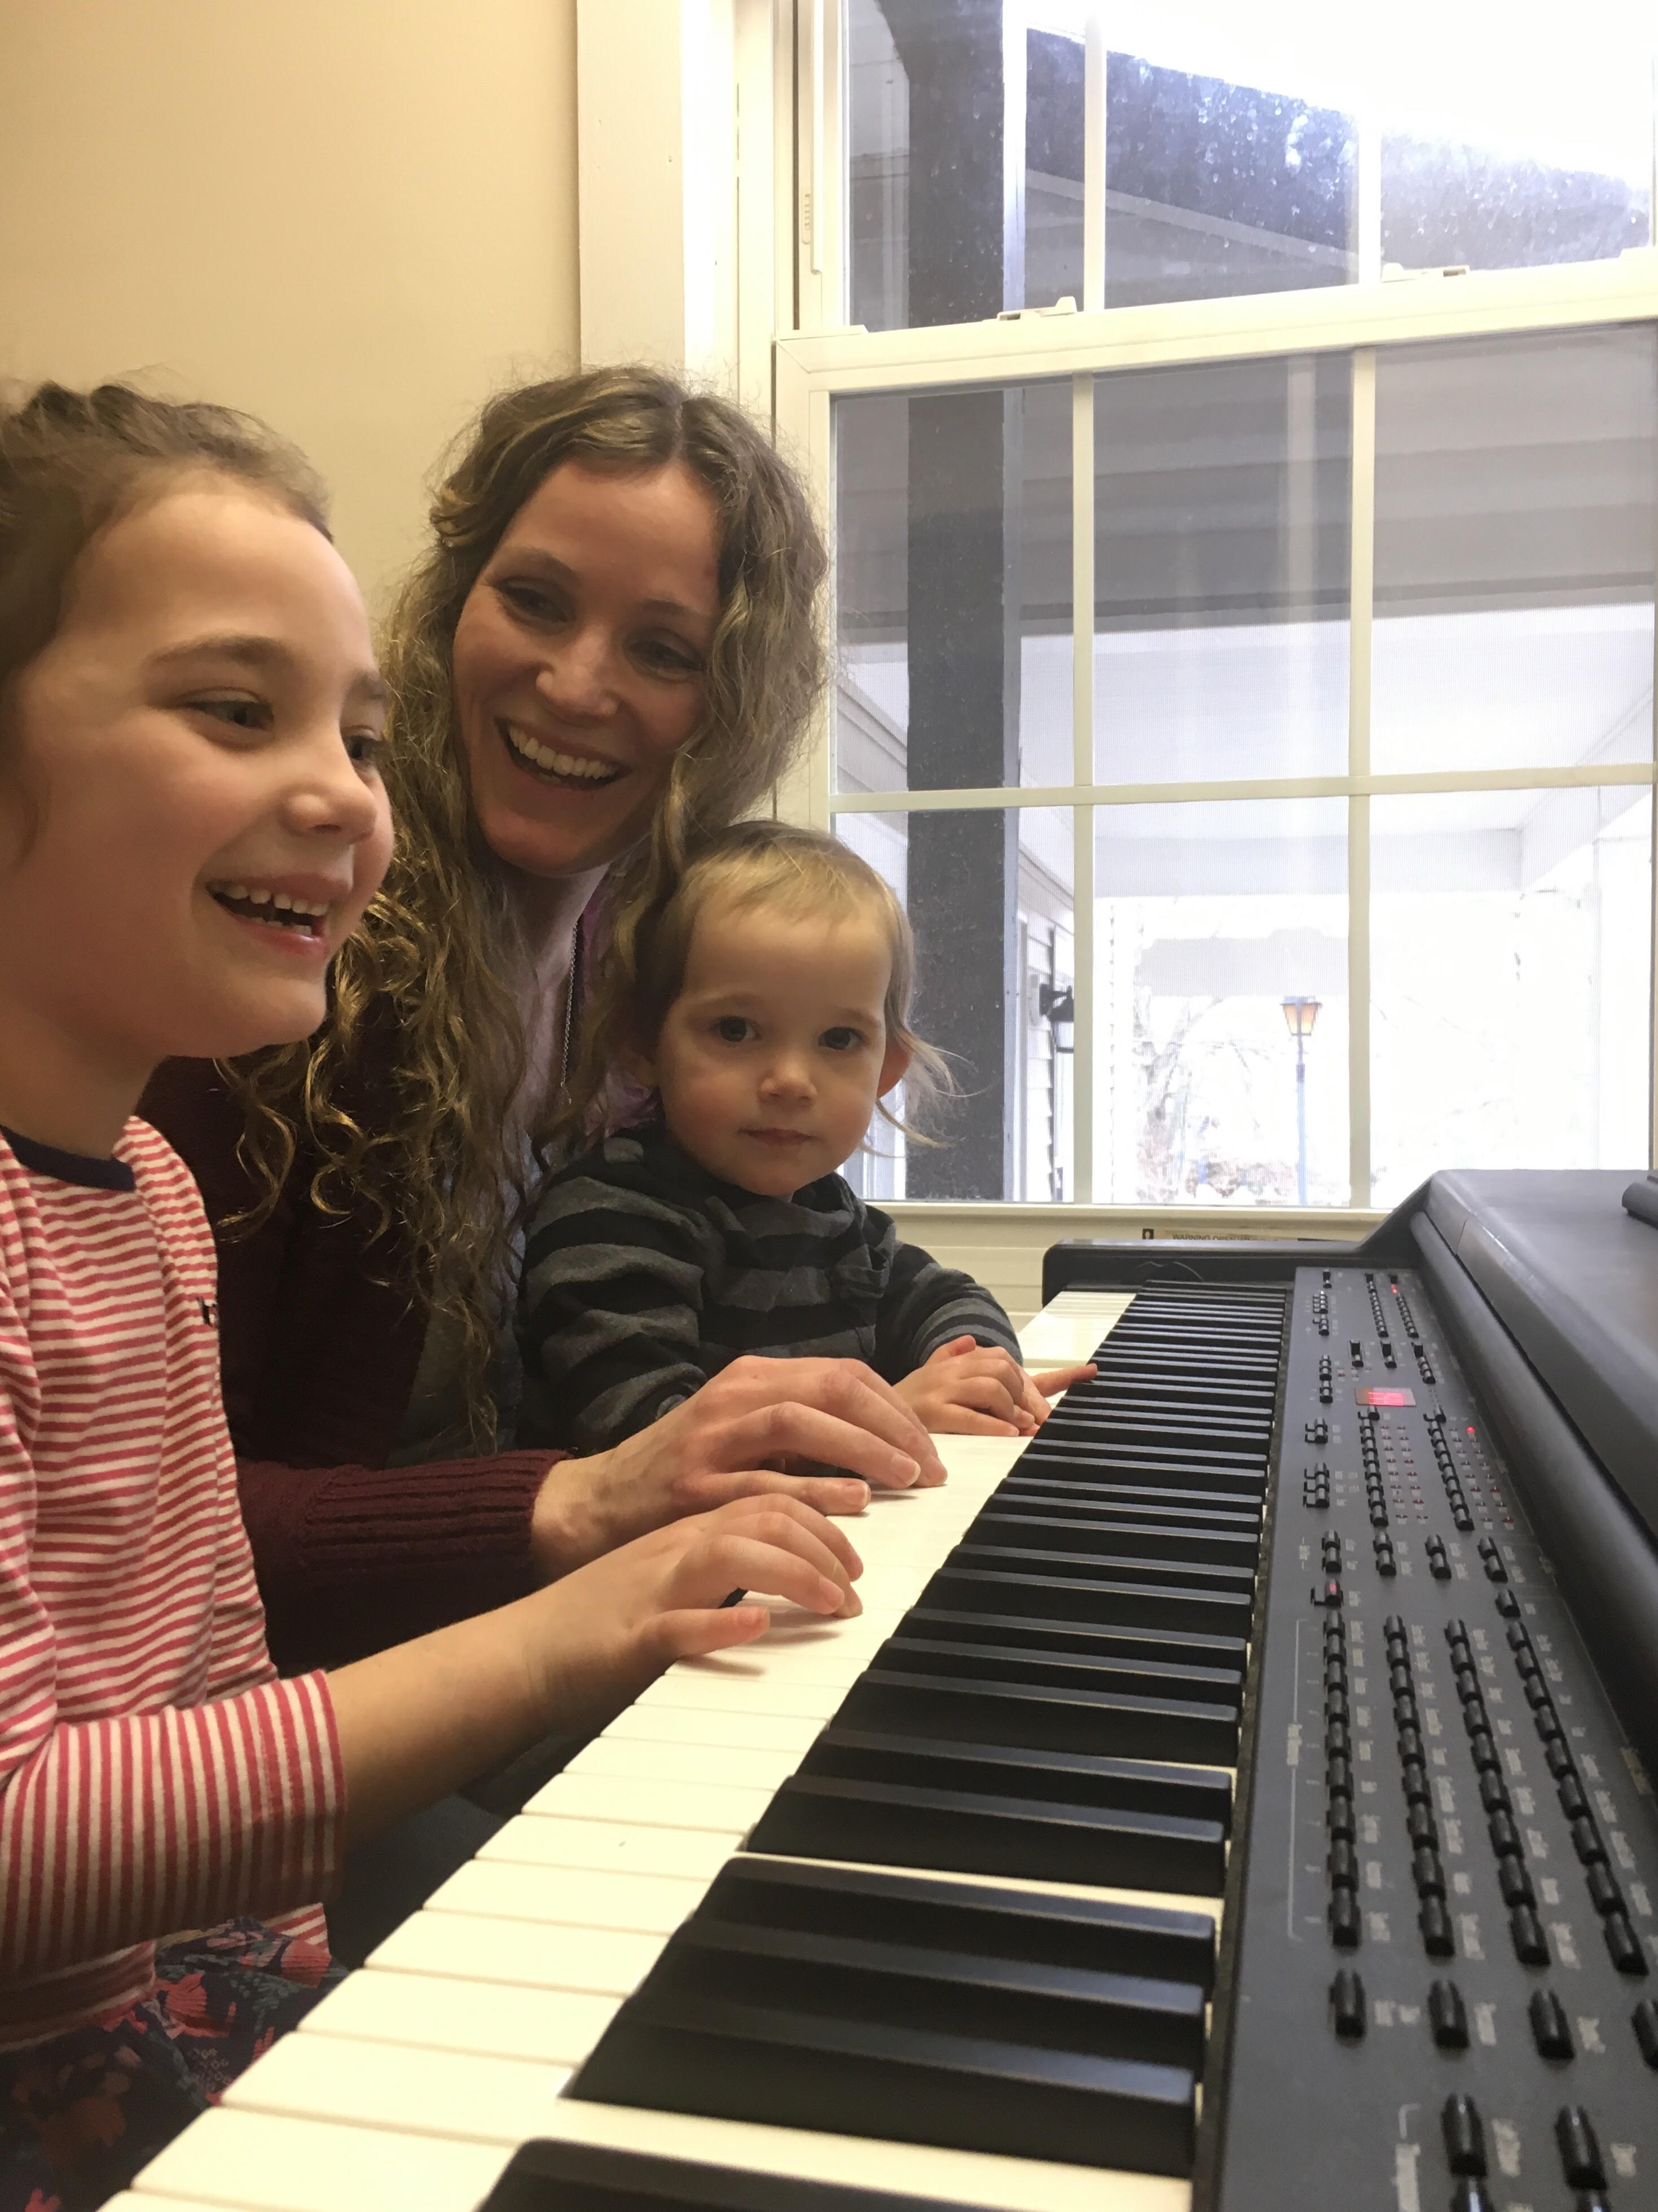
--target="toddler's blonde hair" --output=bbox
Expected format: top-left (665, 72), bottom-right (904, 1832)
top-left (558, 820), bottom-right (950, 1150)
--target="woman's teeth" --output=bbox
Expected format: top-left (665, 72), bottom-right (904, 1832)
top-left (208, 883), bottom-right (329, 931)
top-left (503, 722), bottom-right (622, 784)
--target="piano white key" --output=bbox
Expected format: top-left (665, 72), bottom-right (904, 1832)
top-left (521, 1769), bottom-right (773, 1832)
top-left (214, 2031), bottom-right (1189, 2212)
top-left (419, 1858), bottom-right (711, 1934)
top-left (601, 1701), bottom-right (825, 1753)
top-left (131, 2107), bottom-right (509, 2212)
top-left (516, 2096), bottom-right (1189, 2212)
top-left (109, 2197), bottom-right (245, 2212)
top-left (621, 1669), bottom-right (847, 1721)
top-left (300, 1964), bottom-right (620, 2069)
top-left (224, 2031), bottom-right (571, 2138)
top-left (479, 1811), bottom-right (737, 1877)
top-left (371, 1905), bottom-right (669, 1993)
top-left (562, 1733), bottom-right (803, 1791)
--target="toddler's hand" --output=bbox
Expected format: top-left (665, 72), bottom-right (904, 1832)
top-left (520, 1493), bottom-right (863, 1735)
top-left (894, 1336), bottom-right (1094, 1437)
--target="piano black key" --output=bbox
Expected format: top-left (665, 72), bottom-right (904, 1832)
top-left (704, 1856), bottom-right (1218, 1989)
top-left (648, 1919), bottom-right (1209, 2072)
top-left (998, 1473), bottom-right (1263, 1523)
top-left (834, 1663), bottom-right (1239, 1765)
top-left (797, 1726), bottom-right (1235, 1832)
top-left (966, 1506), bottom-right (1260, 1569)
top-left (923, 1560), bottom-right (1256, 1637)
top-left (874, 1632), bottom-right (1243, 1708)
top-left (744, 1772), bottom-right (1227, 1893)
top-left (895, 1603), bottom-right (1248, 1674)
top-left (573, 1989), bottom-right (1198, 2174)
top-left (946, 1540), bottom-right (1256, 1600)
top-left (482, 2135), bottom-right (1014, 2212)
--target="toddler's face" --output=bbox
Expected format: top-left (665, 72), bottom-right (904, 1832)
top-left (635, 892), bottom-right (911, 1198)
top-left (0, 484), bottom-right (392, 1077)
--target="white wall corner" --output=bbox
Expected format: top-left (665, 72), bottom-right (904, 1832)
top-left (577, 0), bottom-right (744, 387)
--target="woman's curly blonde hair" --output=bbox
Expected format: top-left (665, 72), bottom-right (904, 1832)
top-left (222, 366), bottom-right (828, 1441)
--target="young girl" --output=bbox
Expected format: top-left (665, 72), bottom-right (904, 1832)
top-left (518, 821), bottom-right (1094, 1454)
top-left (0, 387), bottom-right (860, 2211)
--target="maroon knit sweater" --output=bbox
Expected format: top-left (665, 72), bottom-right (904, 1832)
top-left (138, 1041), bottom-right (562, 1676)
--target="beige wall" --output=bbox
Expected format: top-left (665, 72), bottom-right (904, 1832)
top-left (0, 0), bottom-right (580, 609)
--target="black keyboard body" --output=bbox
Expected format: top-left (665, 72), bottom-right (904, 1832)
top-left (513, 1170), bottom-right (1658, 2211)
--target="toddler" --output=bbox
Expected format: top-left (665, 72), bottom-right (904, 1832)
top-left (0, 387), bottom-right (858, 2208)
top-left (520, 821), bottom-right (1093, 1453)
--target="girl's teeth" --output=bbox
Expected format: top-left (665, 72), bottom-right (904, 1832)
top-left (250, 888), bottom-right (271, 905)
top-left (274, 892), bottom-right (293, 910)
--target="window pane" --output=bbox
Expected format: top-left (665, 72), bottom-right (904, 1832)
top-left (847, 2), bottom-right (1086, 331)
top-left (1371, 788), bottom-right (1652, 1203)
top-left (835, 807), bottom-right (1075, 1202)
top-left (1095, 353), bottom-right (1351, 784)
top-left (1103, 45), bottom-right (1354, 309)
top-left (850, 4), bottom-right (1656, 337)
top-left (837, 381), bottom-right (1072, 796)
top-left (1373, 329), bottom-right (1657, 775)
top-left (1095, 798), bottom-right (1349, 1206)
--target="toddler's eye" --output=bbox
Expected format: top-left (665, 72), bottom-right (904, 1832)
top-left (345, 731), bottom-right (387, 770)
top-left (714, 1015), bottom-right (753, 1044)
top-left (821, 1026), bottom-right (863, 1052)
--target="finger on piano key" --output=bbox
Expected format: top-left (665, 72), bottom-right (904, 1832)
top-left (371, 1903), bottom-right (669, 1993)
top-left (479, 1811), bottom-right (737, 1877)
top-left (522, 1770), bottom-right (773, 1832)
top-left (299, 1965), bottom-right (621, 2069)
top-left (130, 2107), bottom-right (509, 2212)
top-left (417, 1860), bottom-right (709, 1938)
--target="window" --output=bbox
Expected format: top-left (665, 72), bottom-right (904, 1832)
top-left (784, 5), bottom-right (1658, 1208)
top-left (841, 1), bottom-right (1658, 328)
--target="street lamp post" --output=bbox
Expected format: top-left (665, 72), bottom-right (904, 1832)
top-left (1281, 996), bottom-right (1321, 1207)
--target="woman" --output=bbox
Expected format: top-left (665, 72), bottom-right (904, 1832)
top-left (141, 367), bottom-right (943, 1688)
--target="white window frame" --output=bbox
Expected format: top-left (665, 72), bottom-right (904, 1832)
top-left (773, 248), bottom-right (1658, 1206)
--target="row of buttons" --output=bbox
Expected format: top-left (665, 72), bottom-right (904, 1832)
top-left (1495, 1601), bottom-right (1650, 1982)
top-left (1381, 1616), bottom-right (1457, 1957)
top-left (1441, 2092), bottom-right (1611, 2197)
top-left (1363, 1271), bottom-right (1400, 1369)
top-left (1303, 1460), bottom-right (1330, 1510)
top-left (1317, 1355), bottom-right (1334, 1406)
top-left (1323, 1611), bottom-right (1364, 1949)
top-left (1313, 1272), bottom-right (1331, 1338)
top-left (1361, 1415), bottom-right (1388, 1529)
top-left (1424, 1411), bottom-right (1476, 1534)
top-left (1389, 1275), bottom-right (1439, 1384)
top-left (1439, 1612), bottom-right (1555, 1968)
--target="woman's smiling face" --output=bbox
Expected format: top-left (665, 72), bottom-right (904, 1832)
top-left (451, 457), bottom-right (721, 882)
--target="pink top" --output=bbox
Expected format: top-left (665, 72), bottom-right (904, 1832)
top-left (0, 1119), bottom-right (341, 2050)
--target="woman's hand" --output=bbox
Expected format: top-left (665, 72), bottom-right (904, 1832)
top-left (333, 1495), bottom-right (861, 1844)
top-left (529, 1354), bottom-right (946, 1577)
top-left (893, 1335), bottom-right (1097, 1437)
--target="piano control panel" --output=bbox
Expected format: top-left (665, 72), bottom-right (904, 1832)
top-left (1219, 1266), bottom-right (1658, 2212)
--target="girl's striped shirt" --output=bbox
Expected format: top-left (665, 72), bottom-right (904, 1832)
top-left (0, 1119), bottom-right (341, 2050)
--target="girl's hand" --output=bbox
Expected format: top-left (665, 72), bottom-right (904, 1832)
top-left (522, 1493), bottom-right (864, 1733)
top-left (332, 1494), bottom-right (863, 1845)
top-left (531, 1354), bottom-right (947, 1576)
top-left (893, 1336), bottom-right (1097, 1437)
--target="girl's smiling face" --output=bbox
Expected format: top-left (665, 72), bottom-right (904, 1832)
top-left (450, 458), bottom-right (721, 885)
top-left (0, 481), bottom-right (392, 1123)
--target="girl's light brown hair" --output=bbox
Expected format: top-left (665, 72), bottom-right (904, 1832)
top-left (224, 367), bottom-right (828, 1440)
top-left (559, 819), bottom-right (950, 1151)
top-left (0, 381), bottom-right (328, 777)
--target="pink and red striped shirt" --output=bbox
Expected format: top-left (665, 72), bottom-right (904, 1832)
top-left (0, 1118), bottom-right (341, 2049)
